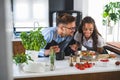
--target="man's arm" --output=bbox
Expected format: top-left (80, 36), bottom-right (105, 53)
top-left (38, 28), bottom-right (53, 57)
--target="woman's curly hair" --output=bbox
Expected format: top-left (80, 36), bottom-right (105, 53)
top-left (78, 16), bottom-right (101, 51)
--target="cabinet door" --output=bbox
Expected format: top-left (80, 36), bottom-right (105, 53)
top-left (12, 41), bottom-right (25, 55)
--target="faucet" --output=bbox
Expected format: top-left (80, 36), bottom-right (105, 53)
top-left (33, 21), bottom-right (39, 30)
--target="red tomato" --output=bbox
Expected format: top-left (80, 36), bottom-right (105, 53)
top-left (75, 62), bottom-right (93, 70)
top-left (84, 62), bottom-right (89, 68)
top-left (79, 64), bottom-right (85, 70)
top-left (75, 63), bottom-right (80, 69)
top-left (115, 61), bottom-right (120, 66)
top-left (88, 63), bottom-right (93, 68)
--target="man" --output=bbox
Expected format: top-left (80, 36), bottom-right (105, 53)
top-left (39, 13), bottom-right (78, 59)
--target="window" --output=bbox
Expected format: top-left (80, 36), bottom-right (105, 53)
top-left (12, 0), bottom-right (49, 37)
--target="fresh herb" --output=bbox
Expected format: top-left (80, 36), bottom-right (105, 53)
top-left (13, 53), bottom-right (33, 65)
top-left (20, 28), bottom-right (46, 51)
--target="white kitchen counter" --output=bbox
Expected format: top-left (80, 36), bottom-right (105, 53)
top-left (12, 38), bottom-right (21, 41)
top-left (13, 57), bottom-right (120, 79)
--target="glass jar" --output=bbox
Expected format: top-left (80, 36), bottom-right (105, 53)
top-left (49, 48), bottom-right (55, 71)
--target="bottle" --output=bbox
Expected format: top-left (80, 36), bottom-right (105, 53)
top-left (76, 54), bottom-right (80, 63)
top-left (69, 54), bottom-right (73, 67)
top-left (49, 48), bottom-right (55, 71)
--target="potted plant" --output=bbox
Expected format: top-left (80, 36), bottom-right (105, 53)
top-left (13, 53), bottom-right (33, 71)
top-left (102, 2), bottom-right (120, 26)
top-left (20, 28), bottom-right (46, 61)
top-left (13, 53), bottom-right (33, 65)
top-left (102, 2), bottom-right (120, 34)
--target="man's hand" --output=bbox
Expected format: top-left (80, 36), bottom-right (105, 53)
top-left (51, 46), bottom-right (60, 53)
top-left (44, 46), bottom-right (60, 56)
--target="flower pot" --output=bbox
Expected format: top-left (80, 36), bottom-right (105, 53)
top-left (17, 63), bottom-right (24, 72)
top-left (107, 26), bottom-right (113, 35)
top-left (25, 50), bottom-right (39, 61)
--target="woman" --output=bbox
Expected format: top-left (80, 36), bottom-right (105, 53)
top-left (74, 16), bottom-right (106, 54)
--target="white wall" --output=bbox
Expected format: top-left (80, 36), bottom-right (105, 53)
top-left (88, 0), bottom-right (105, 37)
top-left (0, 0), bottom-right (13, 80)
top-left (74, 0), bottom-right (104, 36)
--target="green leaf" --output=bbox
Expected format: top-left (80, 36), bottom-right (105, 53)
top-left (20, 28), bottom-right (46, 51)
top-left (13, 53), bottom-right (33, 65)
top-left (102, 2), bottom-right (120, 25)
top-left (103, 12), bottom-right (109, 18)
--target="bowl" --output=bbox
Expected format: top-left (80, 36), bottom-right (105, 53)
top-left (79, 50), bottom-right (97, 61)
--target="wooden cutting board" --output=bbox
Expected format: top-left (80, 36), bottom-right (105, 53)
top-left (107, 42), bottom-right (120, 49)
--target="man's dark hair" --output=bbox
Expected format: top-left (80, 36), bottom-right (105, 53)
top-left (56, 13), bottom-right (76, 25)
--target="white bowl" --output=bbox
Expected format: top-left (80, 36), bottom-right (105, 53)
top-left (23, 62), bottom-right (49, 73)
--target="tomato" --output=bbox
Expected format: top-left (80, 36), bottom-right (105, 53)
top-left (75, 63), bottom-right (80, 69)
top-left (88, 63), bottom-right (93, 68)
top-left (79, 64), bottom-right (85, 70)
top-left (84, 62), bottom-right (89, 68)
top-left (79, 66), bottom-right (85, 70)
top-left (115, 61), bottom-right (120, 66)
top-left (75, 62), bottom-right (93, 70)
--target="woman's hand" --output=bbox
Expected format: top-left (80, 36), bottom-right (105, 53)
top-left (69, 44), bottom-right (79, 52)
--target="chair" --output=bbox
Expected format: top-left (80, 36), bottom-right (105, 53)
top-left (49, 10), bottom-right (82, 28)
